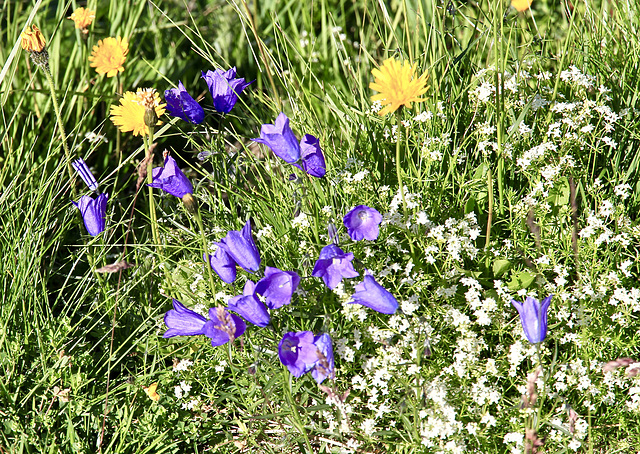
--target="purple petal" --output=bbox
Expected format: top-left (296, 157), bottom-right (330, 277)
top-left (253, 112), bottom-right (301, 164)
top-left (165, 81), bottom-right (204, 124)
top-left (72, 193), bottom-right (108, 236)
top-left (300, 134), bottom-right (326, 178)
top-left (163, 299), bottom-right (208, 338)
top-left (343, 205), bottom-right (383, 241)
top-left (148, 156), bottom-right (193, 198)
top-left (350, 274), bottom-right (398, 314)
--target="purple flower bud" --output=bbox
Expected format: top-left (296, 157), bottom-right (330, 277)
top-left (227, 280), bottom-right (270, 327)
top-left (72, 158), bottom-right (99, 191)
top-left (255, 266), bottom-right (301, 310)
top-left (72, 193), bottom-right (108, 236)
top-left (148, 155), bottom-right (193, 198)
top-left (277, 331), bottom-right (320, 377)
top-left (350, 273), bottom-right (399, 314)
top-left (253, 112), bottom-right (301, 164)
top-left (343, 205), bottom-right (383, 241)
top-left (327, 223), bottom-right (338, 244)
top-left (299, 134), bottom-right (326, 178)
top-left (218, 220), bottom-right (261, 273)
top-left (312, 244), bottom-right (359, 289)
top-left (278, 331), bottom-right (335, 383)
top-left (163, 299), bottom-right (209, 338)
top-left (165, 81), bottom-right (204, 124)
top-left (201, 67), bottom-right (252, 113)
top-left (511, 295), bottom-right (553, 344)
top-left (205, 247), bottom-right (237, 284)
top-left (311, 333), bottom-right (335, 384)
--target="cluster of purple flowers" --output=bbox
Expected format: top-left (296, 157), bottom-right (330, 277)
top-left (159, 183), bottom-right (395, 384)
top-left (164, 67), bottom-right (252, 124)
top-left (73, 65), bottom-right (403, 385)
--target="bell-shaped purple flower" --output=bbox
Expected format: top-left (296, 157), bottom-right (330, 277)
top-left (311, 333), bottom-right (335, 384)
top-left (511, 295), bottom-right (553, 344)
top-left (253, 112), bottom-right (301, 164)
top-left (73, 193), bottom-right (108, 236)
top-left (350, 273), bottom-right (399, 314)
top-left (148, 155), bottom-right (193, 198)
top-left (218, 220), bottom-right (261, 273)
top-left (163, 299), bottom-right (209, 338)
top-left (255, 266), bottom-right (301, 310)
top-left (205, 248), bottom-right (237, 284)
top-left (278, 331), bottom-right (321, 377)
top-left (201, 67), bottom-right (252, 113)
top-left (312, 244), bottom-right (359, 289)
top-left (227, 280), bottom-right (270, 327)
top-left (278, 331), bottom-right (335, 383)
top-left (163, 300), bottom-right (246, 347)
top-left (343, 205), bottom-right (383, 241)
top-left (72, 158), bottom-right (99, 191)
top-left (203, 306), bottom-right (247, 346)
top-left (299, 134), bottom-right (326, 178)
top-left (165, 81), bottom-right (204, 124)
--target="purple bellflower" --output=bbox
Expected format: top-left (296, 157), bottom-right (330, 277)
top-left (227, 280), bottom-right (270, 327)
top-left (511, 295), bottom-right (553, 344)
top-left (343, 205), bottom-right (383, 241)
top-left (163, 299), bottom-right (246, 347)
top-left (350, 272), bottom-right (399, 314)
top-left (278, 331), bottom-right (335, 384)
top-left (219, 220), bottom-right (261, 273)
top-left (253, 112), bottom-right (300, 163)
top-left (201, 67), bottom-right (252, 113)
top-left (165, 81), bottom-right (204, 124)
top-left (253, 114), bottom-right (327, 178)
top-left (206, 220), bottom-right (261, 283)
top-left (148, 155), bottom-right (193, 198)
top-left (255, 266), bottom-right (301, 310)
top-left (205, 247), bottom-right (237, 284)
top-left (298, 134), bottom-right (326, 178)
top-left (311, 333), bottom-right (335, 384)
top-left (73, 193), bottom-right (108, 236)
top-left (312, 244), bottom-right (359, 289)
top-left (72, 158), bottom-right (107, 236)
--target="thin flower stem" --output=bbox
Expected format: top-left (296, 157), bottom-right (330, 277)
top-left (144, 132), bottom-right (161, 252)
top-left (395, 111), bottom-right (408, 220)
top-left (485, 165), bottom-right (493, 254)
top-left (193, 207), bottom-right (216, 294)
top-left (42, 65), bottom-right (76, 198)
top-left (284, 373), bottom-right (313, 453)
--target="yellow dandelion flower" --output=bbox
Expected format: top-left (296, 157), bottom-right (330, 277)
top-left (370, 57), bottom-right (429, 116)
top-left (89, 37), bottom-right (128, 77)
top-left (511, 0), bottom-right (532, 12)
top-left (68, 7), bottom-right (96, 30)
top-left (110, 88), bottom-right (166, 137)
top-left (21, 25), bottom-right (46, 53)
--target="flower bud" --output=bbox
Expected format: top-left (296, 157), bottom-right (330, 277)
top-left (144, 106), bottom-right (159, 131)
top-left (181, 193), bottom-right (197, 213)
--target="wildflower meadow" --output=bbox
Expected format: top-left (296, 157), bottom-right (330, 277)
top-left (2, 0), bottom-right (640, 452)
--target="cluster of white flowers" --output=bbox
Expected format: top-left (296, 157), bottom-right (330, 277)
top-left (424, 213), bottom-right (481, 263)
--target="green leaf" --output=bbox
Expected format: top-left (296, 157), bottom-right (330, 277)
top-left (493, 259), bottom-right (511, 276)
top-left (507, 270), bottom-right (536, 291)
